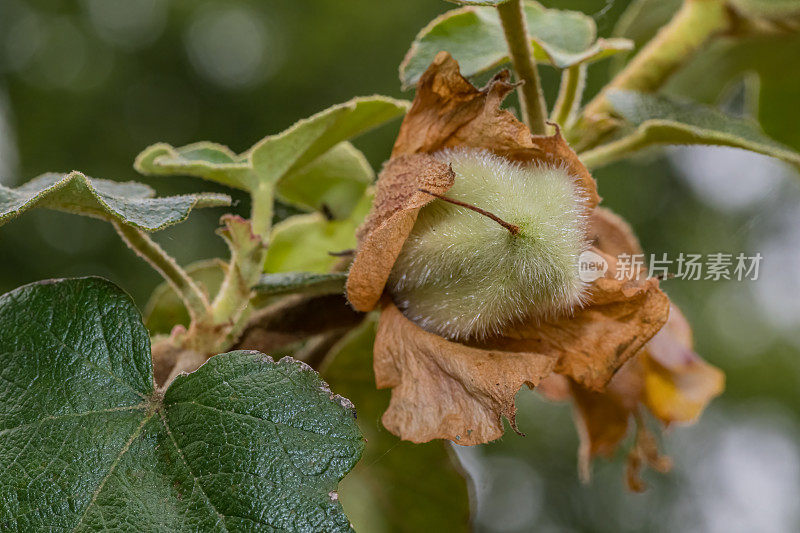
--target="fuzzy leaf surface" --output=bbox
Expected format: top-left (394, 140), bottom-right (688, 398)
top-left (599, 90), bottom-right (800, 167)
top-left (0, 172), bottom-right (230, 231)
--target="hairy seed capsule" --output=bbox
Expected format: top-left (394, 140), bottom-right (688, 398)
top-left (387, 148), bottom-right (589, 341)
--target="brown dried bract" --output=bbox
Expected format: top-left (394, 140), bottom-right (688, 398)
top-left (495, 277), bottom-right (670, 391)
top-left (348, 52), bottom-right (599, 314)
top-left (374, 304), bottom-right (556, 445)
top-left (344, 52), bottom-right (698, 452)
top-left (347, 154), bottom-right (454, 312)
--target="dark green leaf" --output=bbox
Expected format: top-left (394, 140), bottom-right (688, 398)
top-left (400, 2), bottom-right (632, 89)
top-left (322, 320), bottom-right (471, 532)
top-left (0, 277), bottom-right (363, 532)
top-left (583, 90), bottom-right (800, 168)
top-left (0, 171), bottom-right (230, 231)
top-left (255, 272), bottom-right (348, 298)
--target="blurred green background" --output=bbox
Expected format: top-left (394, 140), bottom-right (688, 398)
top-left (2, 0), bottom-right (800, 531)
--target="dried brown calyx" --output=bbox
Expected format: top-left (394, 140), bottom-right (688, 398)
top-left (344, 52), bottom-right (723, 488)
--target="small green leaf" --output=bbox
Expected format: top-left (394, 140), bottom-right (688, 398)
top-left (0, 277), bottom-right (363, 532)
top-left (586, 89), bottom-right (800, 168)
top-left (263, 190), bottom-right (372, 274)
top-left (277, 142), bottom-right (374, 219)
top-left (322, 320), bottom-right (471, 532)
top-left (136, 96), bottom-right (406, 218)
top-left (254, 272), bottom-right (348, 298)
top-left (400, 2), bottom-right (633, 89)
top-left (135, 141), bottom-right (253, 191)
top-left (0, 171), bottom-right (230, 231)
top-left (248, 97), bottom-right (406, 186)
top-left (144, 259), bottom-right (227, 335)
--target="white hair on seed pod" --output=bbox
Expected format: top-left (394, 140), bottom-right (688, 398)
top-left (388, 148), bottom-right (590, 341)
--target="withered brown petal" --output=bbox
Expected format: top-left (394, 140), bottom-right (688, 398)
top-left (496, 277), bottom-right (670, 390)
top-left (346, 154), bottom-right (454, 312)
top-left (570, 380), bottom-right (632, 482)
top-left (374, 304), bottom-right (556, 445)
top-left (641, 305), bottom-right (725, 424)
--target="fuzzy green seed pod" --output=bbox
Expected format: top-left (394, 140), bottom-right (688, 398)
top-left (387, 148), bottom-right (589, 341)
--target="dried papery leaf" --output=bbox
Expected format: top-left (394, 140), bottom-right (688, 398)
top-left (392, 52), bottom-right (529, 157)
top-left (346, 155), bottom-right (454, 312)
top-left (641, 305), bottom-right (725, 424)
top-left (556, 305), bottom-right (721, 488)
top-left (374, 304), bottom-right (556, 445)
top-left (391, 52), bottom-right (600, 208)
top-left (570, 377), bottom-right (633, 482)
top-left (348, 53), bottom-right (600, 314)
top-left (495, 277), bottom-right (669, 390)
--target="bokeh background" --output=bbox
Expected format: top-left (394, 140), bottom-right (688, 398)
top-left (2, 0), bottom-right (800, 531)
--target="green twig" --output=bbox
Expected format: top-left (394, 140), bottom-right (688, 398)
top-left (497, 0), bottom-right (548, 135)
top-left (112, 222), bottom-right (210, 321)
top-left (551, 65), bottom-right (586, 128)
top-left (577, 0), bottom-right (730, 145)
top-left (250, 183), bottom-right (275, 240)
top-left (578, 133), bottom-right (651, 170)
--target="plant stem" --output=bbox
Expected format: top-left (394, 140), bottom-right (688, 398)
top-left (580, 0), bottom-right (730, 126)
top-left (551, 64), bottom-right (586, 128)
top-left (497, 0), bottom-right (547, 135)
top-left (578, 133), bottom-right (650, 170)
top-left (112, 222), bottom-right (210, 321)
top-left (250, 184), bottom-right (274, 239)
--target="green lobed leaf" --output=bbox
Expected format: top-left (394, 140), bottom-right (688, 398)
top-left (135, 96), bottom-right (408, 218)
top-left (263, 190), bottom-right (372, 274)
top-left (0, 171), bottom-right (230, 231)
top-left (254, 272), bottom-right (348, 298)
top-left (144, 259), bottom-right (227, 335)
top-left (583, 89), bottom-right (800, 169)
top-left (321, 320), bottom-right (471, 532)
top-left (400, 1), bottom-right (633, 89)
top-left (0, 277), bottom-right (364, 532)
